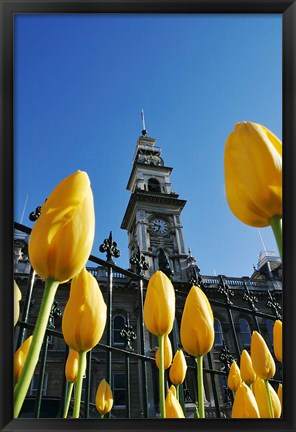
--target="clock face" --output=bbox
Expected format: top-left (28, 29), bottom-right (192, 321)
top-left (151, 218), bottom-right (169, 235)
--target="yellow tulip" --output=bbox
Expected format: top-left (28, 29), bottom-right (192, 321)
top-left (28, 171), bottom-right (95, 283)
top-left (252, 377), bottom-right (281, 418)
top-left (180, 285), bottom-right (214, 357)
top-left (228, 360), bottom-right (242, 392)
top-left (14, 280), bottom-right (22, 326)
top-left (224, 121), bottom-right (282, 227)
top-left (277, 383), bottom-right (282, 411)
top-left (250, 331), bottom-right (276, 380)
top-left (65, 349), bottom-right (80, 383)
top-left (168, 384), bottom-right (176, 397)
top-left (143, 271), bottom-right (175, 336)
top-left (165, 386), bottom-right (185, 418)
top-left (155, 334), bottom-right (173, 370)
top-left (240, 349), bottom-right (256, 385)
top-left (14, 336), bottom-right (33, 385)
top-left (232, 383), bottom-right (260, 418)
top-left (62, 267), bottom-right (107, 352)
top-left (169, 349), bottom-right (187, 385)
top-left (273, 320), bottom-right (282, 363)
top-left (96, 379), bottom-right (113, 415)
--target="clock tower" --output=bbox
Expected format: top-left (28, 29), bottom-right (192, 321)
top-left (121, 117), bottom-right (189, 281)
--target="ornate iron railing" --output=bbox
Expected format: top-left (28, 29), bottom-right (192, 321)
top-left (13, 222), bottom-right (282, 419)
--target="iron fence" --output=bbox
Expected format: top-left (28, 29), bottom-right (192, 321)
top-left (13, 222), bottom-right (282, 419)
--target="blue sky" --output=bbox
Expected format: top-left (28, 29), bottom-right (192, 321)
top-left (14, 13), bottom-right (282, 277)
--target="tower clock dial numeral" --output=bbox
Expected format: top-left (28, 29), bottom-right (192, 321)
top-left (151, 218), bottom-right (168, 235)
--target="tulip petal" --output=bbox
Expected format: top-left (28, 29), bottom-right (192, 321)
top-left (96, 379), bottom-right (113, 415)
top-left (250, 331), bottom-right (275, 380)
top-left (169, 350), bottom-right (187, 385)
top-left (165, 388), bottom-right (185, 418)
top-left (29, 171), bottom-right (95, 283)
top-left (155, 334), bottom-right (173, 370)
top-left (253, 377), bottom-right (281, 418)
top-left (240, 349), bottom-right (256, 385)
top-left (273, 320), bottom-right (282, 363)
top-left (232, 383), bottom-right (260, 418)
top-left (62, 268), bottom-right (107, 352)
top-left (228, 360), bottom-right (242, 392)
top-left (144, 271), bottom-right (175, 336)
top-left (224, 122), bottom-right (282, 227)
top-left (180, 285), bottom-right (214, 357)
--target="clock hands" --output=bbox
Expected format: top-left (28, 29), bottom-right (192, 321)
top-left (152, 219), bottom-right (168, 234)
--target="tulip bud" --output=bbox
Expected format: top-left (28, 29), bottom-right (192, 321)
top-left (96, 379), bottom-right (113, 415)
top-left (14, 280), bottom-right (22, 326)
top-left (224, 122), bottom-right (282, 227)
top-left (252, 377), bottom-right (281, 418)
top-left (155, 334), bottom-right (173, 370)
top-left (143, 271), bottom-right (175, 336)
top-left (240, 349), bottom-right (256, 385)
top-left (228, 360), bottom-right (242, 392)
top-left (65, 349), bottom-right (80, 383)
top-left (168, 384), bottom-right (176, 397)
top-left (232, 383), bottom-right (260, 418)
top-left (169, 349), bottom-right (187, 386)
top-left (250, 331), bottom-right (275, 380)
top-left (165, 387), bottom-right (185, 418)
top-left (29, 171), bottom-right (95, 283)
top-left (62, 268), bottom-right (107, 352)
top-left (273, 320), bottom-right (282, 363)
top-left (180, 285), bottom-right (214, 357)
top-left (277, 383), bottom-right (282, 411)
top-left (14, 336), bottom-right (33, 385)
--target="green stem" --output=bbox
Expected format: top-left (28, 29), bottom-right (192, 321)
top-left (264, 379), bottom-right (274, 418)
top-left (72, 351), bottom-right (87, 418)
top-left (176, 384), bottom-right (180, 402)
top-left (63, 382), bottom-right (74, 418)
top-left (270, 215), bottom-right (282, 260)
top-left (195, 356), bottom-right (205, 418)
top-left (14, 279), bottom-right (59, 417)
top-left (158, 335), bottom-right (166, 418)
top-left (100, 414), bottom-right (104, 419)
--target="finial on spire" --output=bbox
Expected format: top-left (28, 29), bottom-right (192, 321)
top-left (141, 109), bottom-right (148, 136)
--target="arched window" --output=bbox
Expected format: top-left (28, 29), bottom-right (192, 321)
top-left (265, 319), bottom-right (274, 345)
top-left (239, 318), bottom-right (251, 347)
top-left (148, 178), bottom-right (161, 193)
top-left (113, 315), bottom-right (125, 346)
top-left (214, 318), bottom-right (223, 346)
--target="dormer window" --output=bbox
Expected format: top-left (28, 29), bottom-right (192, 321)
top-left (148, 178), bottom-right (161, 193)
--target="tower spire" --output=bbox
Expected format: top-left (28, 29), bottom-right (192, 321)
top-left (141, 109), bottom-right (147, 136)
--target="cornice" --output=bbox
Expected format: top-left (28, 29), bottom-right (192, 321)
top-left (121, 190), bottom-right (187, 229)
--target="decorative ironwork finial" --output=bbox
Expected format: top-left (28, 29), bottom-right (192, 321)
top-left (158, 248), bottom-right (173, 280)
top-left (130, 246), bottom-right (149, 275)
top-left (48, 301), bottom-right (62, 329)
top-left (99, 231), bottom-right (120, 263)
top-left (242, 283), bottom-right (258, 312)
top-left (141, 109), bottom-right (148, 136)
top-left (120, 316), bottom-right (137, 351)
top-left (29, 205), bottom-right (42, 221)
top-left (219, 341), bottom-right (234, 372)
top-left (29, 198), bottom-right (47, 222)
top-left (217, 281), bottom-right (234, 305)
top-left (266, 290), bottom-right (282, 319)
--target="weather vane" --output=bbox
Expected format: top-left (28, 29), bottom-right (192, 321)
top-left (141, 109), bottom-right (147, 136)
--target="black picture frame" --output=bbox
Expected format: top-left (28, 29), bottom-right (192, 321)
top-left (0, 1), bottom-right (295, 431)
